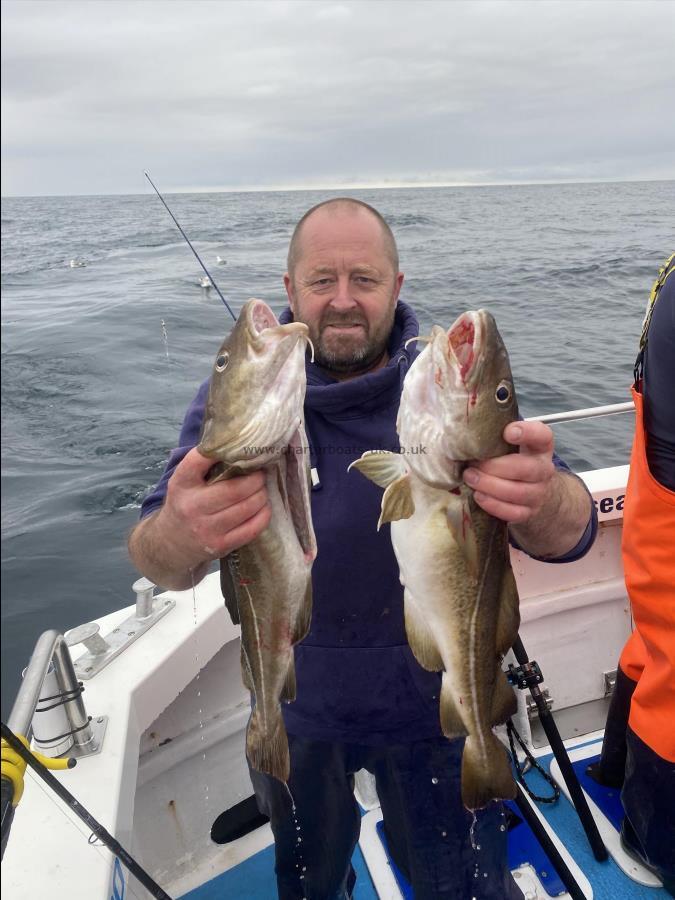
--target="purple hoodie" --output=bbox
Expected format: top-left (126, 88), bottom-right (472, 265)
top-left (141, 301), bottom-right (597, 744)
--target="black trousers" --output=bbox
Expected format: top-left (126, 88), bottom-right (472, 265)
top-left (249, 732), bottom-right (523, 900)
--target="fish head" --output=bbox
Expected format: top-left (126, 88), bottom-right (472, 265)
top-left (199, 298), bottom-right (310, 472)
top-left (399, 309), bottom-right (519, 487)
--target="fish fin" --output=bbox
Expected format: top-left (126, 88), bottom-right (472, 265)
top-left (495, 566), bottom-right (521, 657)
top-left (220, 555), bottom-right (241, 625)
top-left (348, 450), bottom-right (407, 488)
top-left (286, 428), bottom-right (317, 560)
top-left (240, 643), bottom-right (254, 693)
top-left (462, 732), bottom-right (516, 810)
top-left (446, 493), bottom-right (479, 582)
top-left (404, 592), bottom-right (443, 671)
top-left (378, 474), bottom-right (415, 530)
top-left (490, 672), bottom-right (518, 726)
top-left (291, 578), bottom-right (312, 644)
top-left (440, 671), bottom-right (469, 739)
top-left (280, 657), bottom-right (296, 702)
top-left (246, 710), bottom-right (290, 784)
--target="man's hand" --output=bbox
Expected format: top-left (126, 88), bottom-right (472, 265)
top-left (128, 448), bottom-right (271, 591)
top-left (462, 421), bottom-right (592, 559)
top-left (462, 422), bottom-right (555, 524)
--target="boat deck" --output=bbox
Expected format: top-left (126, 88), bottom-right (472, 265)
top-left (179, 738), bottom-right (669, 900)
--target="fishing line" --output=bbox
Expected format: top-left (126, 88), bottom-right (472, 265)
top-left (159, 318), bottom-right (181, 426)
top-left (144, 171), bottom-right (237, 322)
top-left (1, 722), bottom-right (173, 899)
top-left (21, 770), bottom-right (156, 900)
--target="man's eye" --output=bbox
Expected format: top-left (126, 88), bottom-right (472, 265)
top-left (313, 278), bottom-right (332, 287)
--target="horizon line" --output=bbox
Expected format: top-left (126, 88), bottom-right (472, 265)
top-left (2, 174), bottom-right (673, 200)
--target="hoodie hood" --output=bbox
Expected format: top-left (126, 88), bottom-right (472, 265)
top-left (279, 300), bottom-right (420, 418)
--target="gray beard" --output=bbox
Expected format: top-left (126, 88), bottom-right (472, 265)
top-left (314, 332), bottom-right (390, 375)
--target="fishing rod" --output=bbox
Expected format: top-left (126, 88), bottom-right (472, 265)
top-left (144, 170), bottom-right (237, 322)
top-left (1, 721), bottom-right (173, 899)
top-left (507, 637), bottom-right (608, 863)
top-left (512, 783), bottom-right (588, 900)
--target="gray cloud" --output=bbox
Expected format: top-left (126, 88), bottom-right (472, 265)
top-left (2, 0), bottom-right (674, 195)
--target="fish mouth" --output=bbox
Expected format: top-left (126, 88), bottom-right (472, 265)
top-left (444, 310), bottom-right (488, 390)
top-left (246, 298), bottom-right (309, 348)
top-left (200, 300), bottom-right (309, 462)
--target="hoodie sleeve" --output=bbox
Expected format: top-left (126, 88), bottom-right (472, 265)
top-left (139, 379), bottom-right (210, 519)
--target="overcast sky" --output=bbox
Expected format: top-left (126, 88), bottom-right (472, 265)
top-left (2, 0), bottom-right (674, 196)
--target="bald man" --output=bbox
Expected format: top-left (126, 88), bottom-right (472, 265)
top-left (129, 199), bottom-right (596, 900)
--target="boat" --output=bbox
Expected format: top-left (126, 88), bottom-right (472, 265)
top-left (1, 402), bottom-right (670, 900)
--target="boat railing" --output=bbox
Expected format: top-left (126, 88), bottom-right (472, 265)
top-left (8, 630), bottom-right (104, 758)
top-left (527, 400), bottom-right (634, 425)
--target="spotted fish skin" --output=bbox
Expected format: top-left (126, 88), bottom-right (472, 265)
top-left (351, 309), bottom-right (520, 809)
top-left (199, 298), bottom-right (316, 783)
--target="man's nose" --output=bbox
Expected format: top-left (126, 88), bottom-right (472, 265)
top-left (329, 276), bottom-right (357, 310)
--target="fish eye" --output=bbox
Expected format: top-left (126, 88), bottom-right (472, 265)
top-left (215, 352), bottom-right (229, 372)
top-left (495, 381), bottom-right (512, 404)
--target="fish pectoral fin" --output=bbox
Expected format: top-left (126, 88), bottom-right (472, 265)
top-left (446, 494), bottom-right (479, 582)
top-left (348, 450), bottom-right (407, 488)
top-left (440, 672), bottom-right (469, 739)
top-left (462, 732), bottom-right (516, 811)
top-left (220, 555), bottom-right (241, 625)
top-left (378, 474), bottom-right (415, 530)
top-left (490, 671), bottom-right (518, 726)
top-left (404, 593), bottom-right (443, 671)
top-left (495, 566), bottom-right (521, 657)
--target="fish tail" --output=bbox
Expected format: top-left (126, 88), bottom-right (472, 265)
top-left (247, 707), bottom-right (290, 784)
top-left (461, 731), bottom-right (516, 810)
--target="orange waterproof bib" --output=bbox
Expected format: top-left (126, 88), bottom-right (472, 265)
top-left (622, 385), bottom-right (675, 762)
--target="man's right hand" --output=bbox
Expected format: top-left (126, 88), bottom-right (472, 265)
top-left (128, 448), bottom-right (271, 591)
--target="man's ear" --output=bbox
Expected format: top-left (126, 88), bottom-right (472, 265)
top-left (393, 272), bottom-right (404, 304)
top-left (284, 273), bottom-right (296, 313)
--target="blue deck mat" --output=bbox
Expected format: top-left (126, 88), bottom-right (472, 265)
top-left (534, 744), bottom-right (669, 899)
top-left (375, 804), bottom-right (566, 899)
top-left (180, 841), bottom-right (379, 899)
top-left (570, 753), bottom-right (625, 833)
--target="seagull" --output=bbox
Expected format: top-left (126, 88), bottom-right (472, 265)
top-left (69, 259), bottom-right (87, 268)
top-left (216, 256), bottom-right (227, 265)
top-left (199, 276), bottom-right (212, 289)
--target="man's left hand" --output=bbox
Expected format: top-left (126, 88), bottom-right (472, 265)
top-left (462, 421), bottom-right (556, 524)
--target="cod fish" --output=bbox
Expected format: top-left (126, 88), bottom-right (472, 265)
top-left (198, 298), bottom-right (316, 783)
top-left (350, 309), bottom-right (520, 810)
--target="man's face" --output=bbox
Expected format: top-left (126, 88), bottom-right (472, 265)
top-left (284, 208), bottom-right (404, 377)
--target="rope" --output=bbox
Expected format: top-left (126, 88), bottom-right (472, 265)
top-left (507, 719), bottom-right (560, 804)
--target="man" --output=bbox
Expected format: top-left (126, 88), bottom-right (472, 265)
top-left (129, 199), bottom-right (597, 899)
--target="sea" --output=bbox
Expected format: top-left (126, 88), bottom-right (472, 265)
top-left (1, 180), bottom-right (674, 715)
